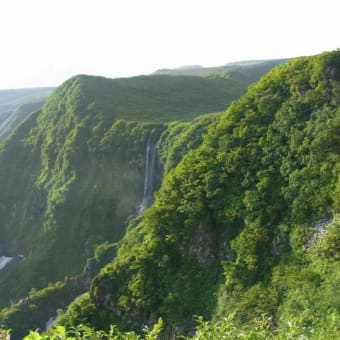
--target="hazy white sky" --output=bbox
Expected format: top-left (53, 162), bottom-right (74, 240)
top-left (0, 0), bottom-right (338, 89)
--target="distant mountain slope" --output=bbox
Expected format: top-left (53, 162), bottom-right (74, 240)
top-left (0, 88), bottom-right (54, 142)
top-left (154, 58), bottom-right (288, 79)
top-left (0, 87), bottom-right (53, 109)
top-left (47, 74), bottom-right (249, 122)
top-left (0, 100), bottom-right (45, 142)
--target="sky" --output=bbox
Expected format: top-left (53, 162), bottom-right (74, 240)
top-left (0, 0), bottom-right (338, 89)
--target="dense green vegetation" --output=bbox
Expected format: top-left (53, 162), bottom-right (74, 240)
top-left (80, 51), bottom-right (339, 337)
top-left (16, 310), bottom-right (340, 339)
top-left (154, 59), bottom-right (287, 81)
top-left (157, 112), bottom-right (221, 174)
top-left (0, 88), bottom-right (53, 107)
top-left (0, 87), bottom-right (53, 142)
top-left (0, 100), bottom-right (45, 142)
top-left (0, 114), bottom-right (164, 306)
top-left (0, 63), bottom-right (280, 338)
top-left (43, 74), bottom-right (246, 122)
top-left (1, 52), bottom-right (339, 339)
top-left (0, 242), bottom-right (119, 340)
top-left (0, 69), bottom-right (252, 307)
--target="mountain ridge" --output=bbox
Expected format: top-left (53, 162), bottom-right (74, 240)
top-left (0, 52), bottom-right (339, 339)
top-left (83, 50), bottom-right (340, 338)
top-left (153, 58), bottom-right (288, 78)
top-left (0, 87), bottom-right (54, 143)
top-left (0, 60), bottom-right (284, 338)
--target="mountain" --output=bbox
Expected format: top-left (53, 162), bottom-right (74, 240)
top-left (39, 73), bottom-right (261, 122)
top-left (154, 58), bottom-right (288, 80)
top-left (0, 63), bottom-right (284, 338)
top-left (0, 88), bottom-right (54, 142)
top-left (0, 52), bottom-right (339, 339)
top-left (0, 100), bottom-right (45, 142)
top-left (0, 88), bottom-right (53, 107)
top-left (58, 51), bottom-right (339, 338)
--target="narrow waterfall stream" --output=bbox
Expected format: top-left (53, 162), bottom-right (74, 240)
top-left (0, 256), bottom-right (13, 270)
top-left (45, 316), bottom-right (57, 330)
top-left (138, 137), bottom-right (159, 214)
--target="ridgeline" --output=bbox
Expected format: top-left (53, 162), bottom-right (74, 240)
top-left (0, 53), bottom-right (339, 339)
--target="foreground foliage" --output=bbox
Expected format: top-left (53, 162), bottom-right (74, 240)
top-left (3, 311), bottom-right (338, 339)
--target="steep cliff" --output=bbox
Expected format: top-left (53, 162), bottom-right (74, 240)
top-left (0, 66), bottom-right (281, 338)
top-left (87, 51), bottom-right (340, 337)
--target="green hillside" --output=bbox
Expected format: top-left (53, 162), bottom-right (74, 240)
top-left (0, 100), bottom-right (45, 142)
top-left (58, 51), bottom-right (339, 338)
top-left (0, 88), bottom-right (53, 109)
top-left (0, 53), bottom-right (338, 339)
top-left (154, 59), bottom-right (287, 81)
top-left (44, 73), bottom-right (247, 122)
top-left (0, 63), bottom-right (283, 338)
top-left (0, 87), bottom-right (54, 142)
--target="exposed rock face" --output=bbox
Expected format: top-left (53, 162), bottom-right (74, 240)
top-left (16, 297), bottom-right (31, 308)
top-left (304, 217), bottom-right (333, 250)
top-left (314, 217), bottom-right (333, 231)
top-left (64, 274), bottom-right (88, 291)
top-left (93, 288), bottom-right (152, 329)
top-left (187, 219), bottom-right (215, 265)
top-left (185, 217), bottom-right (235, 264)
top-left (271, 233), bottom-right (290, 256)
top-left (326, 65), bottom-right (340, 80)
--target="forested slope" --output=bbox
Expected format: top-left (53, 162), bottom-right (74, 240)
top-left (80, 51), bottom-right (340, 338)
top-left (0, 87), bottom-right (53, 142)
top-left (154, 58), bottom-right (287, 82)
top-left (0, 51), bottom-right (340, 339)
top-left (3, 52), bottom-right (339, 339)
top-left (0, 65), bottom-right (281, 338)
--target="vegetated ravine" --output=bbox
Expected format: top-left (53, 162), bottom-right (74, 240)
top-left (89, 51), bottom-right (340, 339)
top-left (0, 61), bottom-right (281, 338)
top-left (0, 53), bottom-right (339, 339)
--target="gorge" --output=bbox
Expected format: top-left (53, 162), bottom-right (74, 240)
top-left (0, 52), bottom-right (339, 339)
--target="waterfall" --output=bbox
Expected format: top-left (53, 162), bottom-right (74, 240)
top-left (45, 316), bottom-right (57, 330)
top-left (0, 256), bottom-right (13, 270)
top-left (138, 137), bottom-right (158, 214)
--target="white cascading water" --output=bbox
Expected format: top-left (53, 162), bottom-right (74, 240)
top-left (45, 316), bottom-right (57, 330)
top-left (138, 137), bottom-right (158, 214)
top-left (0, 256), bottom-right (13, 270)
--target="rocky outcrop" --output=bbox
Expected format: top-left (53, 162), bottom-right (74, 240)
top-left (93, 287), bottom-right (154, 329)
top-left (304, 217), bottom-right (333, 250)
top-left (187, 219), bottom-right (215, 265)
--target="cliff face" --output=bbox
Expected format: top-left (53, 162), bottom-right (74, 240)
top-left (0, 108), bottom-right (166, 304)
